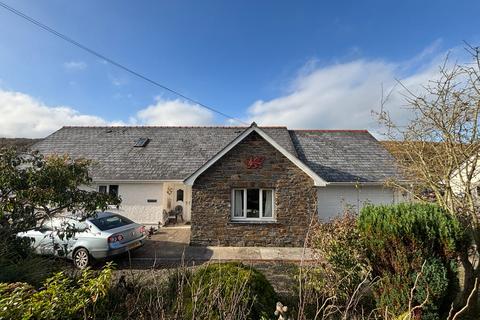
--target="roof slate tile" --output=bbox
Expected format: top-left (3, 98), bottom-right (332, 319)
top-left (289, 130), bottom-right (402, 182)
top-left (32, 126), bottom-right (402, 183)
top-left (33, 126), bottom-right (297, 181)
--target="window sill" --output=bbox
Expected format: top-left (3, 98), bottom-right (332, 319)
top-left (229, 219), bottom-right (277, 225)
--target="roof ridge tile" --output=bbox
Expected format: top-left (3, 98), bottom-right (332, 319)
top-left (60, 125), bottom-right (288, 129)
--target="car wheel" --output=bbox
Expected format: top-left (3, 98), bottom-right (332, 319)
top-left (73, 248), bottom-right (90, 269)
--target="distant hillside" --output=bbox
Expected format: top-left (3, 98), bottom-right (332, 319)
top-left (381, 141), bottom-right (407, 161)
top-left (381, 140), bottom-right (452, 163)
top-left (0, 138), bottom-right (43, 151)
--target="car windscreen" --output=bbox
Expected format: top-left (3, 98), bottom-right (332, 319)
top-left (89, 214), bottom-right (134, 231)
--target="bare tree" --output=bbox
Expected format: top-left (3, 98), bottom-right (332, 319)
top-left (377, 43), bottom-right (480, 312)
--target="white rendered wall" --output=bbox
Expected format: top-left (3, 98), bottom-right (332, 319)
top-left (94, 183), bottom-right (164, 226)
top-left (317, 185), bottom-right (403, 221)
top-left (450, 157), bottom-right (480, 196)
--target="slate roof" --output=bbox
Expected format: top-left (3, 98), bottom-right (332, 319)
top-left (32, 126), bottom-right (297, 181)
top-left (289, 130), bottom-right (402, 182)
top-left (32, 126), bottom-right (401, 183)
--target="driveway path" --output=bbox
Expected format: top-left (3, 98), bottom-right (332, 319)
top-left (122, 226), bottom-right (314, 267)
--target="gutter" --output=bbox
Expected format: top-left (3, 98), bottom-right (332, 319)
top-left (325, 182), bottom-right (386, 186)
top-left (325, 180), bottom-right (411, 187)
top-left (93, 179), bottom-right (184, 184)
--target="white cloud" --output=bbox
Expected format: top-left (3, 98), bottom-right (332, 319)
top-left (63, 61), bottom-right (87, 71)
top-left (247, 44), bottom-right (453, 133)
top-left (136, 98), bottom-right (215, 126)
top-left (0, 90), bottom-right (112, 138)
top-left (0, 90), bottom-right (216, 138)
top-left (0, 41), bottom-right (461, 139)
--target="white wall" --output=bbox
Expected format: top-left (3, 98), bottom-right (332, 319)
top-left (317, 185), bottom-right (404, 221)
top-left (450, 157), bottom-right (480, 196)
top-left (95, 183), bottom-right (164, 226)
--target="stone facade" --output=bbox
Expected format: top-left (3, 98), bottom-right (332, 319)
top-left (190, 131), bottom-right (318, 247)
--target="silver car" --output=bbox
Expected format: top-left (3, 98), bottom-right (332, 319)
top-left (17, 212), bottom-right (146, 269)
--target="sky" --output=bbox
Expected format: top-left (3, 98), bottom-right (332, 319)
top-left (0, 0), bottom-right (479, 138)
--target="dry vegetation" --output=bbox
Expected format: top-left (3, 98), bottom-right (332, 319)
top-left (376, 44), bottom-right (480, 312)
top-left (0, 138), bottom-right (42, 151)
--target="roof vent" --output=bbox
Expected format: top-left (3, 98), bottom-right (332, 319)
top-left (134, 138), bottom-right (150, 147)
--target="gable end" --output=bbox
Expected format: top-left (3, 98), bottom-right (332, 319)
top-left (184, 124), bottom-right (327, 186)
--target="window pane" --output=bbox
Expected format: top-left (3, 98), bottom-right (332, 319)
top-left (176, 189), bottom-right (184, 202)
top-left (90, 214), bottom-right (134, 231)
top-left (246, 189), bottom-right (260, 218)
top-left (109, 185), bottom-right (119, 197)
top-left (262, 190), bottom-right (273, 217)
top-left (233, 190), bottom-right (244, 217)
top-left (99, 185), bottom-right (107, 194)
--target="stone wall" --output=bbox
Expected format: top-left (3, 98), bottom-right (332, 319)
top-left (190, 131), bottom-right (317, 247)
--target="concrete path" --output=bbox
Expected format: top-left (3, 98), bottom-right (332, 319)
top-left (125, 226), bottom-right (314, 265)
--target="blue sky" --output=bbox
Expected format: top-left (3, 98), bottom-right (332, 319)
top-left (0, 0), bottom-right (479, 137)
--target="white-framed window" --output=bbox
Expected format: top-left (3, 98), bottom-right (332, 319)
top-left (98, 185), bottom-right (119, 196)
top-left (231, 188), bottom-right (274, 221)
top-left (98, 185), bottom-right (107, 194)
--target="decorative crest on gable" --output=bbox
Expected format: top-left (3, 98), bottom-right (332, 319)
top-left (244, 156), bottom-right (265, 169)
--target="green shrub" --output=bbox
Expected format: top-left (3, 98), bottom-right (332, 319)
top-left (177, 262), bottom-right (276, 320)
top-left (0, 255), bottom-right (64, 288)
top-left (358, 203), bottom-right (466, 272)
top-left (0, 236), bottom-right (66, 287)
top-left (0, 263), bottom-right (113, 319)
top-left (358, 203), bottom-right (464, 318)
top-left (376, 258), bottom-right (450, 320)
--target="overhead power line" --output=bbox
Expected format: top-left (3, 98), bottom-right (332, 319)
top-left (0, 1), bottom-right (247, 125)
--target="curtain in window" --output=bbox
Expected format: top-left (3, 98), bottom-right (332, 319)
top-left (234, 190), bottom-right (244, 217)
top-left (263, 190), bottom-right (273, 217)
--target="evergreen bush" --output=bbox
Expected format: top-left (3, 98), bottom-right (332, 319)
top-left (358, 203), bottom-right (465, 318)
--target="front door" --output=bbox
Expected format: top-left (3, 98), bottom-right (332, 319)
top-left (163, 182), bottom-right (192, 222)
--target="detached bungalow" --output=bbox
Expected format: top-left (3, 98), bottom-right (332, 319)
top-left (33, 122), bottom-right (404, 246)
